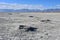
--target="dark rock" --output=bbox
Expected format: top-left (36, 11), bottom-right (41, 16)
top-left (29, 16), bottom-right (34, 17)
top-left (41, 19), bottom-right (51, 22)
top-left (19, 25), bottom-right (26, 29)
top-left (40, 36), bottom-right (43, 38)
top-left (46, 19), bottom-right (51, 21)
top-left (41, 20), bottom-right (45, 22)
top-left (26, 27), bottom-right (38, 32)
top-left (8, 13), bottom-right (12, 15)
top-left (45, 33), bottom-right (48, 35)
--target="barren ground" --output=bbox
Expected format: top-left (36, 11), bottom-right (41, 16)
top-left (0, 12), bottom-right (60, 40)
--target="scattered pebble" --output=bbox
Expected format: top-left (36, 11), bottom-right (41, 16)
top-left (40, 19), bottom-right (51, 23)
top-left (40, 36), bottom-right (43, 38)
top-left (19, 25), bottom-right (26, 29)
top-left (8, 13), bottom-right (12, 15)
top-left (45, 33), bottom-right (48, 35)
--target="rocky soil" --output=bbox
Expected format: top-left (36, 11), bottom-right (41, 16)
top-left (0, 12), bottom-right (60, 40)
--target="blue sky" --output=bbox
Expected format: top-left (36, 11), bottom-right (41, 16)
top-left (0, 0), bottom-right (60, 9)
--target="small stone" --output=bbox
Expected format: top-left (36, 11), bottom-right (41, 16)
top-left (41, 19), bottom-right (51, 22)
top-left (19, 25), bottom-right (26, 29)
top-left (46, 19), bottom-right (51, 21)
top-left (8, 13), bottom-right (12, 15)
top-left (41, 20), bottom-right (45, 22)
top-left (45, 33), bottom-right (48, 35)
top-left (40, 36), bottom-right (43, 38)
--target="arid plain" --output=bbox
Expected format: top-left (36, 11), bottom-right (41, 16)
top-left (0, 12), bottom-right (60, 40)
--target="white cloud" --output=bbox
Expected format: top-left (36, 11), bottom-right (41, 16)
top-left (56, 5), bottom-right (60, 7)
top-left (0, 2), bottom-right (45, 10)
top-left (56, 5), bottom-right (60, 8)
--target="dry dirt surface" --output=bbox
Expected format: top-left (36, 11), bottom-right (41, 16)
top-left (0, 12), bottom-right (60, 40)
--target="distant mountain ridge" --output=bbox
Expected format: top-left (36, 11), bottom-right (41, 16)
top-left (0, 9), bottom-right (60, 12)
top-left (43, 9), bottom-right (60, 12)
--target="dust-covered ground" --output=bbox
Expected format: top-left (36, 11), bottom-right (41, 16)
top-left (0, 12), bottom-right (60, 40)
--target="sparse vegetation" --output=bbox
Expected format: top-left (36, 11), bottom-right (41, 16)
top-left (25, 27), bottom-right (38, 32)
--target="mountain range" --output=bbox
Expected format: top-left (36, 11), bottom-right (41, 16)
top-left (0, 9), bottom-right (60, 12)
